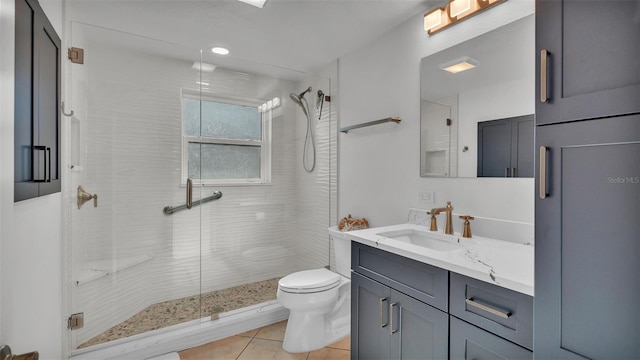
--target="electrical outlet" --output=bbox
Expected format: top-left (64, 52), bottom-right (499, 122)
top-left (417, 191), bottom-right (435, 203)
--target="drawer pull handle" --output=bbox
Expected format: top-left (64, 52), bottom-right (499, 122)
top-left (390, 302), bottom-right (399, 334)
top-left (465, 298), bottom-right (511, 319)
top-left (380, 298), bottom-right (388, 328)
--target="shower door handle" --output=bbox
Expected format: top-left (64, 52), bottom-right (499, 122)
top-left (186, 178), bottom-right (193, 209)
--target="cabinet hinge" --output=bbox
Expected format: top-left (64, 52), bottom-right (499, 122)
top-left (446, 118), bottom-right (452, 126)
top-left (68, 47), bottom-right (84, 64)
top-left (68, 313), bottom-right (84, 330)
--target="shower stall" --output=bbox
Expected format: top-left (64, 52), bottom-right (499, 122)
top-left (64, 22), bottom-right (337, 357)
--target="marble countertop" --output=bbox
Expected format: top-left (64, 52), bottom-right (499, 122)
top-left (336, 223), bottom-right (534, 296)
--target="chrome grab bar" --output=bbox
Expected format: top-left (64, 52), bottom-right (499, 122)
top-left (163, 190), bottom-right (222, 215)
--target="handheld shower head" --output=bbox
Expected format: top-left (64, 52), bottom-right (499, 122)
top-left (290, 86), bottom-right (312, 115)
top-left (290, 86), bottom-right (312, 104)
top-left (289, 86), bottom-right (316, 173)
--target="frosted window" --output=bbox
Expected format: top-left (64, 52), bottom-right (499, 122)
top-left (184, 98), bottom-right (261, 140)
top-left (188, 143), bottom-right (261, 179)
top-left (182, 94), bottom-right (268, 184)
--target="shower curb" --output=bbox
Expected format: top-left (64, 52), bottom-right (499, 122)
top-left (69, 302), bottom-right (288, 360)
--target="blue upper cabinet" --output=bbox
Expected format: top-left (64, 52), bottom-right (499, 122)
top-left (535, 0), bottom-right (640, 125)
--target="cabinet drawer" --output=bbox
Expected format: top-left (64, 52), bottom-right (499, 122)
top-left (450, 272), bottom-right (533, 350)
top-left (450, 316), bottom-right (532, 360)
top-left (351, 242), bottom-right (448, 311)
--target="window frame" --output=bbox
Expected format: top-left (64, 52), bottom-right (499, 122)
top-left (181, 89), bottom-right (272, 186)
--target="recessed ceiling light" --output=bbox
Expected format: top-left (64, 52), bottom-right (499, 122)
top-left (439, 56), bottom-right (480, 74)
top-left (237, 0), bottom-right (268, 8)
top-left (211, 47), bottom-right (230, 55)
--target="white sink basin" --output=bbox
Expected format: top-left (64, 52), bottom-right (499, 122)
top-left (377, 228), bottom-right (463, 252)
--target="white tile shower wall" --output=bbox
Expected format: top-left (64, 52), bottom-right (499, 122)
top-left (294, 61), bottom-right (338, 272)
top-left (338, 1), bottom-right (534, 228)
top-left (66, 24), bottom-right (337, 347)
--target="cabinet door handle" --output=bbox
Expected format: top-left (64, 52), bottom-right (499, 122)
top-left (539, 146), bottom-right (548, 199)
top-left (46, 147), bottom-right (51, 182)
top-left (33, 145), bottom-right (47, 182)
top-left (512, 167), bottom-right (517, 178)
top-left (540, 49), bottom-right (550, 103)
top-left (389, 302), bottom-right (398, 334)
top-left (504, 168), bottom-right (510, 177)
top-left (465, 298), bottom-right (511, 319)
top-left (379, 298), bottom-right (388, 328)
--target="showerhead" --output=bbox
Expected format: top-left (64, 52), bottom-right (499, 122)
top-left (290, 86), bottom-right (312, 115)
top-left (290, 86), bottom-right (312, 104)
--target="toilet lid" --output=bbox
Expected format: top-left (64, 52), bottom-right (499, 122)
top-left (279, 268), bottom-right (341, 294)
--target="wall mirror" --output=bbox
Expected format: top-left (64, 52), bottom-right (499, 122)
top-left (420, 15), bottom-right (534, 178)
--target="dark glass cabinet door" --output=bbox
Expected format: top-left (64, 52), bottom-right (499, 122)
top-left (14, 0), bottom-right (61, 202)
top-left (536, 0), bottom-right (640, 124)
top-left (535, 115), bottom-right (640, 359)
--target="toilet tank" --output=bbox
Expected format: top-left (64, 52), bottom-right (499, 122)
top-left (329, 227), bottom-right (351, 278)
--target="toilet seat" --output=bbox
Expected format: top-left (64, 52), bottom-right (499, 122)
top-left (279, 268), bottom-right (341, 294)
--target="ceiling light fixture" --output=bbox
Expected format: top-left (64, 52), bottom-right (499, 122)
top-left (237, 0), bottom-right (268, 8)
top-left (211, 47), bottom-right (230, 55)
top-left (439, 56), bottom-right (480, 74)
top-left (192, 62), bottom-right (217, 72)
top-left (424, 0), bottom-right (507, 36)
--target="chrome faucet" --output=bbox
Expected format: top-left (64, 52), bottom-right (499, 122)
top-left (428, 201), bottom-right (454, 235)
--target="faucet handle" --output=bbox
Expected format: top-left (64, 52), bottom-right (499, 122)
top-left (427, 210), bottom-right (438, 231)
top-left (459, 215), bottom-right (474, 238)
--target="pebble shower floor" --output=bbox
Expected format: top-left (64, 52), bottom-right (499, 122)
top-left (78, 278), bottom-right (280, 349)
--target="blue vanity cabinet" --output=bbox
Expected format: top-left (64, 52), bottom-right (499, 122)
top-left (351, 243), bottom-right (449, 360)
top-left (351, 242), bottom-right (535, 359)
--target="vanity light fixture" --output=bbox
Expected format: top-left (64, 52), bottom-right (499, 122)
top-left (424, 0), bottom-right (507, 35)
top-left (439, 56), bottom-right (480, 74)
top-left (211, 47), bottom-right (230, 55)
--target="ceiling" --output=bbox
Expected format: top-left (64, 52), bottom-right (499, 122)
top-left (68, 0), bottom-right (439, 81)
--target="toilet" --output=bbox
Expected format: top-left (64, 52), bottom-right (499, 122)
top-left (277, 227), bottom-right (351, 353)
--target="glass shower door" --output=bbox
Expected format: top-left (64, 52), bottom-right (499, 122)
top-left (66, 22), bottom-right (205, 352)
